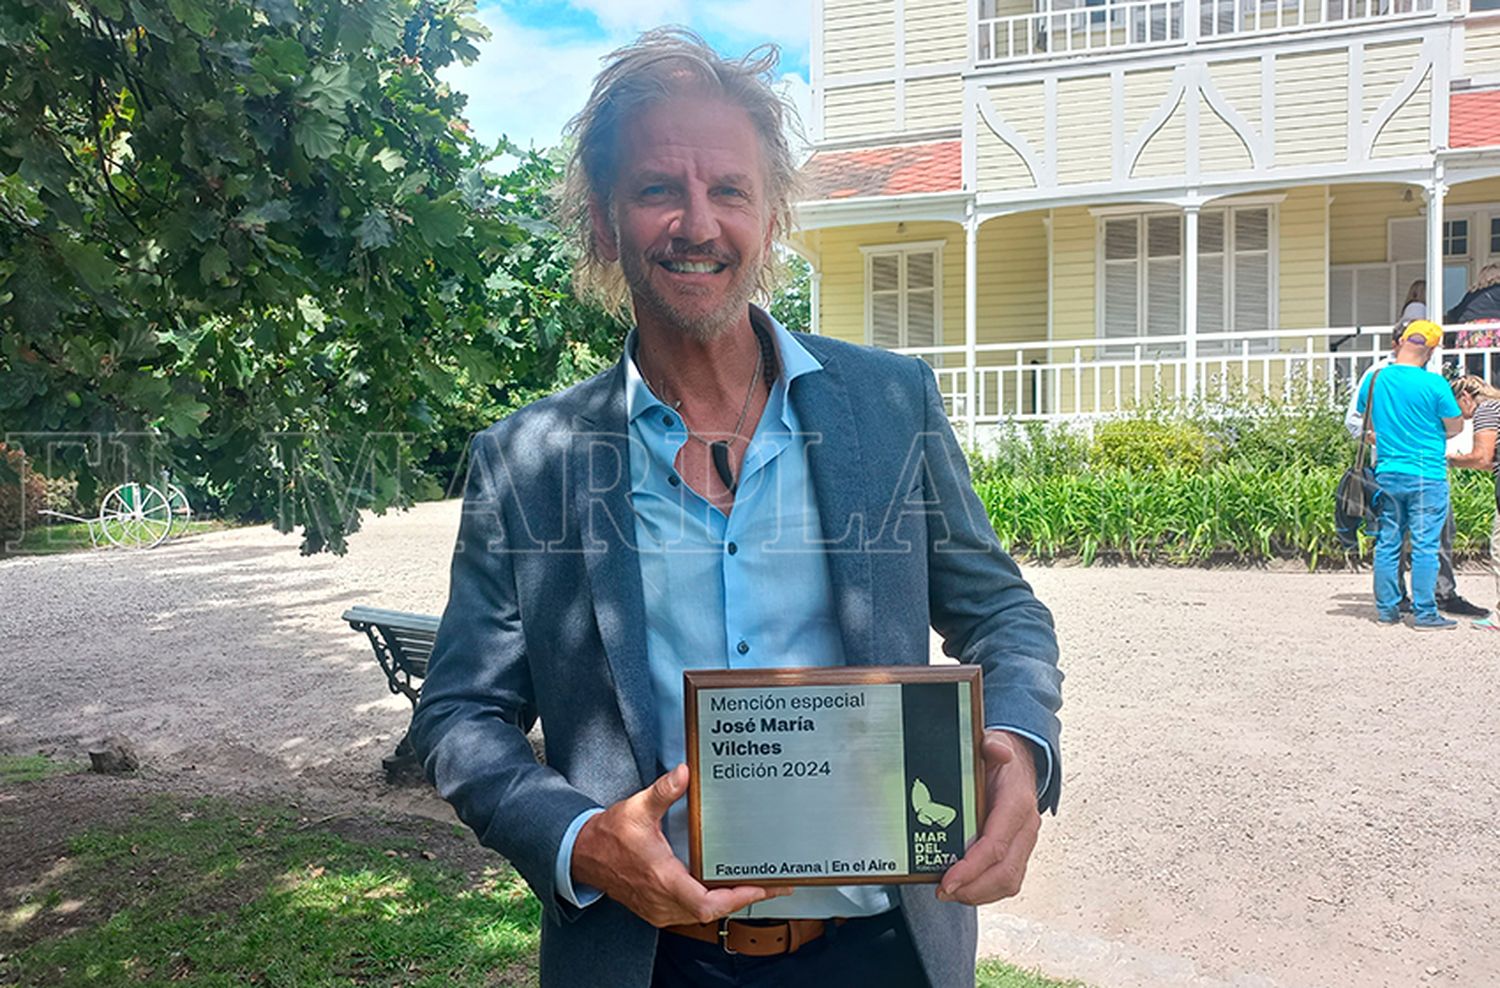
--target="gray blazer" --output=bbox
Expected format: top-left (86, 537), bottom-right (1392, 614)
top-left (411, 333), bottom-right (1063, 988)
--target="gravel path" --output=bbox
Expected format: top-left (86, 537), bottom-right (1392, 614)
top-left (2, 500), bottom-right (1496, 988)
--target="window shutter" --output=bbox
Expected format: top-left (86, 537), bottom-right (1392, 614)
top-left (1198, 211), bottom-right (1227, 354)
top-left (1330, 268), bottom-right (1355, 326)
top-left (1145, 215), bottom-right (1182, 338)
top-left (1368, 266), bottom-right (1402, 326)
top-left (870, 254), bottom-right (901, 348)
top-left (906, 251), bottom-right (937, 347)
top-left (1388, 217), bottom-right (1425, 262)
top-left (1230, 208), bottom-right (1270, 344)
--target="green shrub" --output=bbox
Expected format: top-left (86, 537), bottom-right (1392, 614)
top-left (1196, 376), bottom-right (1358, 471)
top-left (971, 421), bottom-right (1089, 483)
top-left (0, 444), bottom-right (45, 539)
top-left (977, 465), bottom-right (1497, 567)
top-left (1089, 418), bottom-right (1214, 473)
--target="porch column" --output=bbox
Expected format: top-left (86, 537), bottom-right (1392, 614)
top-left (1184, 204), bottom-right (1200, 399)
top-left (1426, 173), bottom-right (1446, 327)
top-left (965, 210), bottom-right (979, 443)
top-left (809, 260), bottom-right (822, 336)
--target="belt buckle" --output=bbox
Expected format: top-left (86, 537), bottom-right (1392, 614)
top-left (717, 918), bottom-right (737, 955)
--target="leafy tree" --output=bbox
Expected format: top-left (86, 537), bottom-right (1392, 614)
top-left (0, 0), bottom-right (558, 552)
top-left (771, 250), bottom-right (811, 332)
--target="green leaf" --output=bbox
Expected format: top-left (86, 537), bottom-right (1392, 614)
top-left (304, 63), bottom-right (360, 115)
top-left (59, 241), bottom-right (118, 292)
top-left (252, 36), bottom-right (309, 87)
top-left (354, 210), bottom-right (395, 249)
top-left (93, 0), bottom-right (125, 18)
top-left (159, 396), bottom-right (211, 437)
top-left (293, 112), bottom-right (343, 159)
top-left (396, 170), bottom-right (430, 199)
top-left (372, 148), bottom-right (406, 172)
top-left (199, 244), bottom-right (230, 283)
top-left (235, 200), bottom-right (292, 225)
top-left (407, 197), bottom-right (466, 248)
top-left (166, 0), bottom-right (214, 35)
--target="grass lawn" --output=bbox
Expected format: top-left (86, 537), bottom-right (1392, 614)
top-left (1, 767), bottom-right (1084, 987)
top-left (2, 519), bottom-right (240, 557)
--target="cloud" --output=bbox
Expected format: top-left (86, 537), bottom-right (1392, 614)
top-left (440, 8), bottom-right (617, 152)
top-left (446, 3), bottom-right (813, 153)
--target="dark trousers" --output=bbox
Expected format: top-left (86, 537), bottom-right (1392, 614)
top-left (1398, 502), bottom-right (1456, 600)
top-left (650, 910), bottom-right (932, 988)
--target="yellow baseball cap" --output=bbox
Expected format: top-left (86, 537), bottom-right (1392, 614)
top-left (1400, 320), bottom-right (1442, 347)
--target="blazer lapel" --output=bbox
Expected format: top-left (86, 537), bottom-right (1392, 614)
top-left (790, 348), bottom-right (877, 666)
top-left (571, 362), bottom-right (659, 785)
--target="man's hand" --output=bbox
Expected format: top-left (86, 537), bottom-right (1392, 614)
top-left (936, 730), bottom-right (1041, 906)
top-left (571, 763), bottom-right (789, 926)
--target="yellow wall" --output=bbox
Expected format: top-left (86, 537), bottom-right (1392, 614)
top-left (905, 0), bottom-right (966, 67)
top-left (1050, 207), bottom-right (1097, 342)
top-left (1328, 183), bottom-right (1419, 265)
top-left (1463, 19), bottom-right (1500, 77)
top-left (1363, 39), bottom-right (1430, 159)
top-left (977, 82), bottom-right (1045, 191)
top-left (823, 83), bottom-right (896, 142)
top-left (1274, 50), bottom-right (1349, 166)
top-left (1054, 76), bottom-right (1115, 186)
top-left (976, 213), bottom-right (1049, 347)
top-left (1279, 186), bottom-right (1330, 329)
top-left (1128, 69), bottom-right (1188, 180)
top-left (813, 221), bottom-right (965, 345)
top-left (823, 0), bottom-right (895, 75)
top-left (906, 75), bottom-right (964, 132)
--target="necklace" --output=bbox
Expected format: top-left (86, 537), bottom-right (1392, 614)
top-left (646, 345), bottom-right (764, 495)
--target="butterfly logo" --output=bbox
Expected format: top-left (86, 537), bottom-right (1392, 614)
top-left (910, 778), bottom-right (957, 829)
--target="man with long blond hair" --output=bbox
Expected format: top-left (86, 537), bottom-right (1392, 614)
top-left (410, 28), bottom-right (1062, 988)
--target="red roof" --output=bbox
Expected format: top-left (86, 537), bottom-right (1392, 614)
top-left (801, 140), bottom-right (962, 200)
top-left (1451, 90), bottom-right (1500, 149)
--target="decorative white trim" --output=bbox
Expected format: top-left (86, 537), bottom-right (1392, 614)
top-left (1124, 67), bottom-right (1190, 180)
top-left (1347, 43), bottom-right (1366, 165)
top-left (975, 87), bottom-right (1044, 188)
top-left (962, 79), bottom-right (977, 192)
top-left (858, 238), bottom-right (952, 254)
top-left (810, 128), bottom-right (961, 152)
top-left (1088, 192), bottom-right (1288, 216)
top-left (823, 61), bottom-right (967, 89)
top-left (1200, 64), bottom-right (1266, 170)
top-left (811, 0), bottom-right (824, 145)
top-left (1186, 65), bottom-right (1202, 186)
top-left (894, 0), bottom-right (906, 133)
top-left (1261, 52), bottom-right (1277, 172)
top-left (1363, 35), bottom-right (1439, 160)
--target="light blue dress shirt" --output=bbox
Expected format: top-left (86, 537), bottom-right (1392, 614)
top-left (554, 311), bottom-right (1052, 918)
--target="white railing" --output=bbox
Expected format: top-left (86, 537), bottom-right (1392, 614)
top-left (978, 0), bottom-right (1183, 61)
top-left (976, 0), bottom-right (1437, 63)
top-left (894, 326), bottom-right (1472, 423)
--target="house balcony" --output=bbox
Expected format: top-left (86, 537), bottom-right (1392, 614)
top-left (975, 0), bottom-right (1445, 65)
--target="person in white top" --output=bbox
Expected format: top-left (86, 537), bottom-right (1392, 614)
top-left (1398, 279), bottom-right (1426, 323)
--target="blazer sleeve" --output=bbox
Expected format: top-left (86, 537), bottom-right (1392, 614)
top-left (409, 434), bottom-right (602, 917)
top-left (913, 360), bottom-right (1065, 813)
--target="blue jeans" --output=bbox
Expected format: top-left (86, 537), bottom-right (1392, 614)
top-left (1374, 471), bottom-right (1451, 621)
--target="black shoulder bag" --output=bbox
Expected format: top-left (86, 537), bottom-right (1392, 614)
top-left (1336, 367), bottom-right (1382, 522)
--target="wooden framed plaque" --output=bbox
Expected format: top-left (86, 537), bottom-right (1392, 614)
top-left (685, 666), bottom-right (986, 887)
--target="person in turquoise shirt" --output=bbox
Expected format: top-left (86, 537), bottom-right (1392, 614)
top-left (1355, 320), bottom-right (1464, 629)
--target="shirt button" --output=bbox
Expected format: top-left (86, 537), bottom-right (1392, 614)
top-left (662, 413), bottom-right (675, 427)
top-left (668, 474), bottom-right (680, 487)
top-left (737, 640), bottom-right (749, 655)
top-left (727, 541), bottom-right (738, 555)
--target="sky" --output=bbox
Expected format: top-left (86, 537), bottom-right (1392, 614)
top-left (441, 0), bottom-right (815, 157)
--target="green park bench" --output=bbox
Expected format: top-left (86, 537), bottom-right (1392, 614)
top-left (342, 605), bottom-right (440, 782)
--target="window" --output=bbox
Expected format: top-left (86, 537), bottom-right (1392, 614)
top-left (1098, 206), bottom-right (1274, 354)
top-left (1444, 218), bottom-right (1469, 258)
top-left (1491, 217), bottom-right (1500, 256)
top-left (863, 244), bottom-right (941, 349)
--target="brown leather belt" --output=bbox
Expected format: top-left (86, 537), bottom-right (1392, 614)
top-left (662, 917), bottom-right (845, 956)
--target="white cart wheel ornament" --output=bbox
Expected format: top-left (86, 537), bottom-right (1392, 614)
top-left (164, 483), bottom-right (193, 537)
top-left (98, 483), bottom-right (173, 549)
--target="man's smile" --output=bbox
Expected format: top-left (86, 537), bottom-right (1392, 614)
top-left (659, 258), bottom-right (729, 275)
